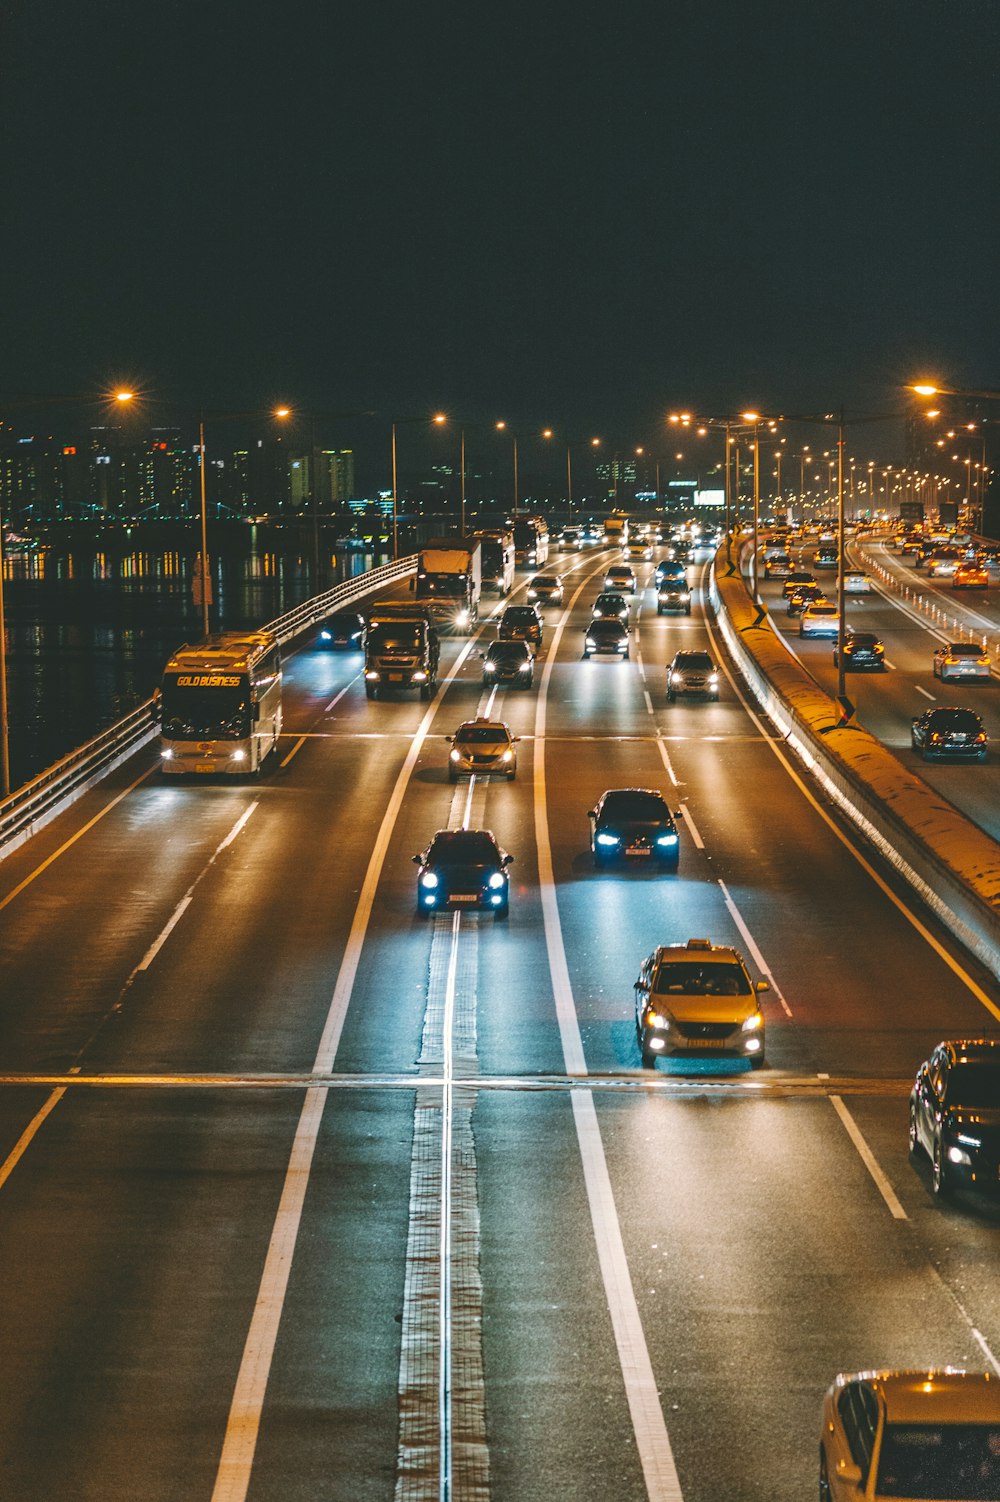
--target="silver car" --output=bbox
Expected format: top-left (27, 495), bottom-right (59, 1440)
top-left (933, 643), bottom-right (991, 681)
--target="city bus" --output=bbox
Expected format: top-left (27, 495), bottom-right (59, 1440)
top-left (159, 630), bottom-right (282, 775)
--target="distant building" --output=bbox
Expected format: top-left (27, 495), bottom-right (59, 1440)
top-left (289, 447), bottom-right (355, 510)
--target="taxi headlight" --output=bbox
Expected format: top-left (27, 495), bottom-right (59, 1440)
top-left (450, 749), bottom-right (461, 762)
top-left (644, 1010), bottom-right (668, 1030)
top-left (161, 748), bottom-right (174, 760)
top-left (707, 674), bottom-right (719, 685)
top-left (487, 872), bottom-right (506, 890)
top-left (585, 637), bottom-right (597, 648)
top-left (501, 749), bottom-right (513, 762)
top-left (671, 672), bottom-right (684, 685)
top-left (741, 1013), bottom-right (764, 1032)
top-left (420, 871), bottom-right (439, 889)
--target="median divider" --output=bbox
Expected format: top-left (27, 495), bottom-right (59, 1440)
top-left (711, 548), bottom-right (1000, 981)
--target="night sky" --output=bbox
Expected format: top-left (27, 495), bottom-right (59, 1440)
top-left (2, 1), bottom-right (999, 469)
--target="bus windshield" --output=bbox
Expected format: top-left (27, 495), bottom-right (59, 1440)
top-left (162, 678), bottom-right (251, 739)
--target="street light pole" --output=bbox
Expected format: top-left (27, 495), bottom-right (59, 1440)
top-left (836, 413), bottom-right (847, 705)
top-left (198, 415), bottom-right (211, 639)
top-left (391, 421), bottom-right (399, 560)
top-left (0, 521), bottom-right (8, 797)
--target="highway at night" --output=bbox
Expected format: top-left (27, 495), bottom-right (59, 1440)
top-left (2, 544), bottom-right (1000, 1502)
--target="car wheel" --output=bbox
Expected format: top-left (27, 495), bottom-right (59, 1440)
top-left (365, 683), bottom-right (378, 700)
top-left (507, 769), bottom-right (516, 781)
top-left (932, 1138), bottom-right (952, 1198)
top-left (448, 770), bottom-right (458, 783)
top-left (420, 682), bottom-right (431, 700)
top-left (908, 1105), bottom-right (920, 1157)
top-left (494, 903), bottom-right (509, 922)
top-left (684, 605), bottom-right (691, 616)
top-left (639, 1035), bottom-right (657, 1068)
top-left (657, 605), bottom-right (664, 616)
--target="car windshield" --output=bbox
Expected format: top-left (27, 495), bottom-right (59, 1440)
top-left (652, 962), bottom-right (751, 997)
top-left (947, 1063), bottom-right (1000, 1107)
top-left (368, 624), bottom-right (422, 652)
top-left (532, 577), bottom-right (557, 587)
top-left (876, 1422), bottom-right (1000, 1499)
top-left (327, 613), bottom-right (361, 630)
top-left (427, 833), bottom-right (499, 866)
top-left (455, 726), bottom-right (507, 745)
top-left (488, 644), bottom-right (528, 664)
top-left (851, 635), bottom-right (879, 647)
top-left (504, 609), bottom-right (535, 623)
top-left (674, 654), bottom-right (713, 671)
top-left (601, 792), bottom-right (669, 821)
top-left (810, 606), bottom-right (838, 616)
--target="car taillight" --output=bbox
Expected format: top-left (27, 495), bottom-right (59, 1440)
top-left (977, 733), bottom-right (988, 742)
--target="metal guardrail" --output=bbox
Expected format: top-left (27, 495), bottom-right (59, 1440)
top-left (0, 554), bottom-right (417, 862)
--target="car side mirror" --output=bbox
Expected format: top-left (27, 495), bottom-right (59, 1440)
top-left (502, 854), bottom-right (514, 867)
top-left (587, 809), bottom-right (596, 819)
top-left (755, 979), bottom-right (770, 994)
top-left (635, 979), bottom-right (649, 993)
top-left (411, 854), bottom-right (423, 865)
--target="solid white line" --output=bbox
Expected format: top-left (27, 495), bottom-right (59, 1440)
top-left (211, 636), bottom-right (484, 1501)
top-left (678, 803), bottom-right (704, 851)
top-left (702, 602), bottom-right (1000, 1025)
top-left (643, 690), bottom-right (654, 715)
top-left (323, 673), bottom-right (361, 712)
top-left (134, 802), bottom-right (259, 974)
top-left (972, 1329), bottom-right (1000, 1377)
top-left (439, 911), bottom-right (460, 1501)
top-left (717, 879), bottom-right (793, 1018)
top-left (655, 738), bottom-right (680, 787)
top-left (915, 684), bottom-right (936, 701)
top-left (534, 575), bottom-right (685, 1501)
top-left (829, 1095), bottom-right (907, 1220)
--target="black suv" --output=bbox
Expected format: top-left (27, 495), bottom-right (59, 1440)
top-left (667, 650), bottom-right (720, 702)
top-left (910, 1039), bottom-right (1000, 1197)
top-left (833, 631), bottom-right (886, 671)
top-left (911, 707), bottom-right (988, 761)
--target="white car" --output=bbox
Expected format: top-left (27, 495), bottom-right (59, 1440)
top-left (843, 571), bottom-right (872, 595)
top-left (799, 602), bottom-right (841, 638)
top-left (604, 564), bottom-right (637, 594)
top-left (820, 1369), bottom-right (1000, 1501)
top-left (933, 643), bottom-right (991, 681)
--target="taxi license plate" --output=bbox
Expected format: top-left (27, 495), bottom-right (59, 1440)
top-left (451, 894), bottom-right (478, 903)
top-left (196, 762), bottom-right (216, 773)
top-left (687, 1038), bottom-right (727, 1048)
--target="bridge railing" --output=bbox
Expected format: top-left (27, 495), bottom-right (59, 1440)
top-left (0, 555), bottom-right (417, 862)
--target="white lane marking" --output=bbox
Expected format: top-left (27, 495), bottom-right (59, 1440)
top-left (702, 604), bottom-right (1000, 1026)
top-left (655, 738), bottom-right (680, 787)
top-left (0, 761), bottom-right (156, 914)
top-left (212, 636), bottom-right (484, 1502)
top-left (637, 652), bottom-right (648, 682)
top-left (643, 690), bottom-right (654, 715)
top-left (134, 802), bottom-right (259, 975)
top-left (883, 658), bottom-right (896, 671)
top-left (438, 912), bottom-right (460, 1500)
top-left (0, 1086), bottom-right (68, 1193)
top-left (829, 1095), bottom-right (908, 1220)
top-left (915, 684), bottom-right (936, 701)
top-left (717, 879), bottom-right (793, 1018)
top-left (534, 574), bottom-right (685, 1502)
top-left (678, 803), bottom-right (704, 851)
top-left (279, 735), bottom-right (307, 768)
top-left (324, 673), bottom-right (362, 713)
top-left (972, 1328), bottom-right (1000, 1377)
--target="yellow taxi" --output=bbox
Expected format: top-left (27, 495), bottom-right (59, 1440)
top-left (633, 938), bottom-right (768, 1069)
top-left (820, 1369), bottom-right (1000, 1500)
top-left (953, 562), bottom-right (990, 589)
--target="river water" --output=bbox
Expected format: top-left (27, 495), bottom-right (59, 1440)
top-left (1, 528), bottom-right (383, 794)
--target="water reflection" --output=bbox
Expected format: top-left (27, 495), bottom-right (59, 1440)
top-left (2, 537), bottom-right (384, 792)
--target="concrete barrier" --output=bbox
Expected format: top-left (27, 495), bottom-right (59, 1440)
top-left (711, 548), bottom-right (1000, 983)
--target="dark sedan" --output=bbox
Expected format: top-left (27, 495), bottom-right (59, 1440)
top-left (481, 639), bottom-right (535, 688)
top-left (413, 829), bottom-right (513, 918)
top-left (833, 631), bottom-right (886, 670)
top-left (583, 618), bottom-right (630, 658)
top-left (317, 611), bottom-right (366, 649)
top-left (592, 591), bottom-right (629, 621)
top-left (909, 1039), bottom-right (1000, 1197)
top-left (588, 788), bottom-right (680, 869)
top-left (498, 604), bottom-right (542, 648)
top-left (911, 707), bottom-right (988, 761)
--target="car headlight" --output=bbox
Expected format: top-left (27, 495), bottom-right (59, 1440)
top-left (671, 672), bottom-right (684, 685)
top-left (644, 1009), bottom-right (668, 1030)
top-left (420, 871), bottom-right (439, 889)
top-left (947, 1144), bottom-right (973, 1166)
top-left (528, 590), bottom-right (538, 599)
top-left (655, 833), bottom-right (679, 847)
top-left (412, 670), bottom-right (427, 681)
top-left (487, 871), bottom-right (506, 890)
top-left (741, 1013), bottom-right (764, 1032)
top-left (231, 749), bottom-right (246, 762)
top-left (596, 832), bottom-right (621, 846)
top-left (450, 749), bottom-right (461, 762)
top-left (161, 748), bottom-right (174, 760)
top-left (483, 661), bottom-right (496, 672)
top-left (707, 674), bottom-right (718, 686)
top-left (585, 637), bottom-right (596, 648)
top-left (502, 749), bottom-right (513, 762)
top-left (518, 661), bottom-right (532, 672)
top-left (319, 630), bottom-right (332, 640)
top-left (456, 610), bottom-right (469, 626)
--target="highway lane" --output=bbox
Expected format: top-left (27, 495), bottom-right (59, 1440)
top-left (758, 537), bottom-right (1000, 840)
top-left (1, 546), bottom-right (1000, 1499)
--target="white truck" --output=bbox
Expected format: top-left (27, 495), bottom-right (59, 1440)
top-left (414, 537), bottom-right (482, 632)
